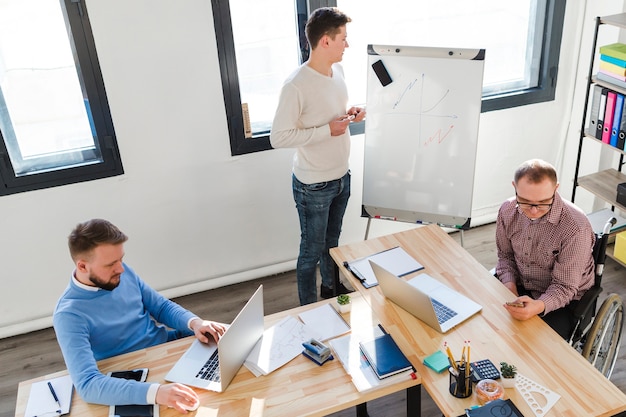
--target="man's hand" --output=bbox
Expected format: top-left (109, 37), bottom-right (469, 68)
top-left (329, 107), bottom-right (366, 136)
top-left (190, 318), bottom-right (227, 344)
top-left (156, 383), bottom-right (199, 412)
top-left (329, 115), bottom-right (352, 136)
top-left (347, 106), bottom-right (366, 122)
top-left (503, 295), bottom-right (545, 321)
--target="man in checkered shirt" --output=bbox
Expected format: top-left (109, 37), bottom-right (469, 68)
top-left (496, 159), bottom-right (595, 339)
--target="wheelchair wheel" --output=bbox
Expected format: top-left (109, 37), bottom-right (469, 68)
top-left (581, 293), bottom-right (624, 378)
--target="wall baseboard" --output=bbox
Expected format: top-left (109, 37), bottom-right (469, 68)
top-left (0, 208), bottom-right (500, 340)
top-left (0, 260), bottom-right (297, 340)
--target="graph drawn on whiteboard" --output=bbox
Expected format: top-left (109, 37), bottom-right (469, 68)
top-left (362, 45), bottom-right (485, 229)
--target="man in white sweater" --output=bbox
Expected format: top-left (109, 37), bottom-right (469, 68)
top-left (270, 7), bottom-right (365, 305)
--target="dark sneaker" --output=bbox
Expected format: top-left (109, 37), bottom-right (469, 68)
top-left (320, 281), bottom-right (352, 299)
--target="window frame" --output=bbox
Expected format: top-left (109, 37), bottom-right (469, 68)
top-left (213, 0), bottom-right (565, 156)
top-left (0, 0), bottom-right (123, 196)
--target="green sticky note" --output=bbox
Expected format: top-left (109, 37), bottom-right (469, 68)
top-left (423, 350), bottom-right (450, 373)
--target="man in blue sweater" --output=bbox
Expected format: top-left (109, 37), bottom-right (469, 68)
top-left (53, 219), bottom-right (226, 412)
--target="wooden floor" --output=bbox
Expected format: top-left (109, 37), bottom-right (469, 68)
top-left (2, 222), bottom-right (626, 417)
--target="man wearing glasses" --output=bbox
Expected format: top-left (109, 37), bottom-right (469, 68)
top-left (495, 159), bottom-right (595, 339)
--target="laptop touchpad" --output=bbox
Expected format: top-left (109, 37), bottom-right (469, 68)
top-left (186, 342), bottom-right (216, 361)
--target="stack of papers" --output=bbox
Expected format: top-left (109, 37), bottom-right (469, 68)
top-left (329, 326), bottom-right (414, 392)
top-left (244, 304), bottom-right (352, 377)
top-left (244, 316), bottom-right (317, 377)
top-left (345, 246), bottom-right (424, 288)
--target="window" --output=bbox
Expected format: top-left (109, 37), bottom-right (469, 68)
top-left (215, 0), bottom-right (565, 156)
top-left (0, 0), bottom-right (123, 196)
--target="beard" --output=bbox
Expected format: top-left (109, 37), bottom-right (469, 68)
top-left (89, 273), bottom-right (121, 291)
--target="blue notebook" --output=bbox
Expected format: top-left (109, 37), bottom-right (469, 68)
top-left (359, 333), bottom-right (413, 379)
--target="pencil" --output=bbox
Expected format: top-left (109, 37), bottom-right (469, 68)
top-left (465, 340), bottom-right (472, 377)
top-left (444, 342), bottom-right (458, 372)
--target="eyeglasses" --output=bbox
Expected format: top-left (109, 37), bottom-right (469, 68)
top-left (515, 193), bottom-right (555, 211)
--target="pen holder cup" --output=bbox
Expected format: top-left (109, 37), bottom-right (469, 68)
top-left (448, 363), bottom-right (472, 398)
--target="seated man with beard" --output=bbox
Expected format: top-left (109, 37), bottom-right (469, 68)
top-left (53, 218), bottom-right (226, 412)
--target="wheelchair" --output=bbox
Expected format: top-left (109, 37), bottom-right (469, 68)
top-left (568, 217), bottom-right (625, 379)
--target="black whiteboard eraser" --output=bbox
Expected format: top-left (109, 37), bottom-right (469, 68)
top-left (372, 59), bottom-right (392, 86)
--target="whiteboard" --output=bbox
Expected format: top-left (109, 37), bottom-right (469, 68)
top-left (362, 45), bottom-right (485, 229)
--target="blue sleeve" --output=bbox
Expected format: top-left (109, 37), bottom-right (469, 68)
top-left (134, 272), bottom-right (196, 333)
top-left (53, 311), bottom-right (152, 405)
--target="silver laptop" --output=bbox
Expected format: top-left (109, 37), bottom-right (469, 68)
top-left (370, 261), bottom-right (481, 333)
top-left (165, 285), bottom-right (264, 391)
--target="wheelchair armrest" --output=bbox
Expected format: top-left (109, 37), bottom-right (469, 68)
top-left (572, 286), bottom-right (602, 320)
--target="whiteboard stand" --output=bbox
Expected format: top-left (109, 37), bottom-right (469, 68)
top-left (364, 217), bottom-right (372, 240)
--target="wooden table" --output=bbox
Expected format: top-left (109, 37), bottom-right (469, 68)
top-left (15, 292), bottom-right (420, 417)
top-left (330, 224), bottom-right (626, 417)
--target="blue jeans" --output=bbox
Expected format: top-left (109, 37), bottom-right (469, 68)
top-left (292, 171), bottom-right (351, 305)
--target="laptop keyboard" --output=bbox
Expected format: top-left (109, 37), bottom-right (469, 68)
top-left (195, 350), bottom-right (221, 382)
top-left (431, 298), bottom-right (458, 323)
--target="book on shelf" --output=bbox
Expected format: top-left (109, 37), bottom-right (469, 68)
top-left (602, 90), bottom-right (617, 144)
top-left (358, 332), bottom-right (413, 379)
top-left (598, 69), bottom-right (626, 90)
top-left (601, 68), bottom-right (626, 83)
top-left (596, 87), bottom-right (608, 140)
top-left (601, 53), bottom-right (626, 68)
top-left (610, 93), bottom-right (624, 147)
top-left (588, 77), bottom-right (626, 149)
top-left (600, 59), bottom-right (626, 77)
top-left (600, 43), bottom-right (626, 62)
top-left (588, 84), bottom-right (602, 136)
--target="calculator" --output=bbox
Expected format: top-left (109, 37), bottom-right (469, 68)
top-left (470, 359), bottom-right (500, 383)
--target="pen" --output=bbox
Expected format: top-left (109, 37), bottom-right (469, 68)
top-left (47, 381), bottom-right (62, 413)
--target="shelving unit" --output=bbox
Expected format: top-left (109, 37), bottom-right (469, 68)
top-left (573, 13), bottom-right (626, 266)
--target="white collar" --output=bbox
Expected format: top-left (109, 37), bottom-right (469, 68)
top-left (72, 271), bottom-right (100, 292)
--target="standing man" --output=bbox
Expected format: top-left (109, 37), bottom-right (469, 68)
top-left (53, 219), bottom-right (227, 411)
top-left (271, 7), bottom-right (365, 305)
top-left (496, 159), bottom-right (595, 339)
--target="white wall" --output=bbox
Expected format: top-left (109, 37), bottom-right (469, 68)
top-left (0, 0), bottom-right (623, 338)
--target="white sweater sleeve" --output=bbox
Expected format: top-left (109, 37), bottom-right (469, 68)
top-left (270, 82), bottom-right (331, 149)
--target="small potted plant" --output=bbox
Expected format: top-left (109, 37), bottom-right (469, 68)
top-left (499, 361), bottom-right (517, 388)
top-left (336, 294), bottom-right (351, 313)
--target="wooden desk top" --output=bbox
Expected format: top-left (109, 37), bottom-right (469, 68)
top-left (330, 224), bottom-right (626, 417)
top-left (15, 292), bottom-right (419, 417)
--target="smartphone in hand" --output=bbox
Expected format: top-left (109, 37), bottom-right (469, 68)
top-left (505, 301), bottom-right (524, 308)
